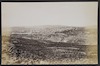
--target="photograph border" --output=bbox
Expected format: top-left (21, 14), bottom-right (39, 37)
top-left (1, 0), bottom-right (99, 66)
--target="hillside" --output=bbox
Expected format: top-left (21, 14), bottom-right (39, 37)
top-left (2, 25), bottom-right (98, 64)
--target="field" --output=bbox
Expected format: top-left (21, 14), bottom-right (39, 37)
top-left (2, 26), bottom-right (98, 64)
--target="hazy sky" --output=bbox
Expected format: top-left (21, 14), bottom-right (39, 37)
top-left (2, 2), bottom-right (98, 27)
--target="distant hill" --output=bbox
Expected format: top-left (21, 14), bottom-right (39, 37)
top-left (10, 25), bottom-right (86, 45)
top-left (2, 25), bottom-right (97, 45)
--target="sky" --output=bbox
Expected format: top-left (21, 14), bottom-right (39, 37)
top-left (2, 2), bottom-right (98, 27)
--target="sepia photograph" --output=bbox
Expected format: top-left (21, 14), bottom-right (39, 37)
top-left (1, 2), bottom-right (98, 65)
